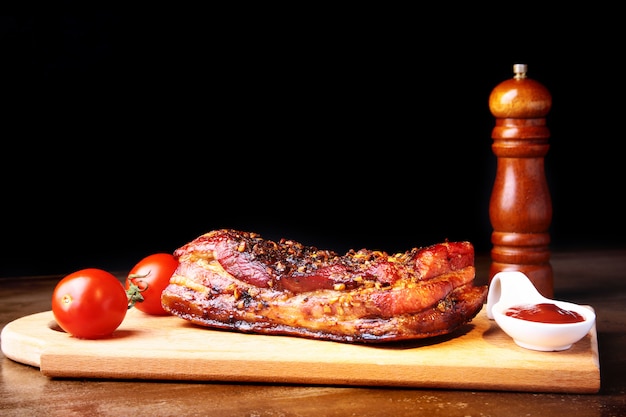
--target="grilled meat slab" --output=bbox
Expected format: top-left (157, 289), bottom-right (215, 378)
top-left (161, 229), bottom-right (488, 343)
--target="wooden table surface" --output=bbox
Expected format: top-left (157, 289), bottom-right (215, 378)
top-left (1, 249), bottom-right (625, 416)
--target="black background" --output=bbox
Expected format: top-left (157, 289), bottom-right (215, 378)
top-left (1, 9), bottom-right (623, 277)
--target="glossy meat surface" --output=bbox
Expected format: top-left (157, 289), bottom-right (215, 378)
top-left (161, 229), bottom-right (488, 343)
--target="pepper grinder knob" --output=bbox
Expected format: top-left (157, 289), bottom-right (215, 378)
top-left (488, 63), bottom-right (554, 297)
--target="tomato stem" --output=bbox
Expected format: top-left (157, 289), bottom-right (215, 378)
top-left (126, 281), bottom-right (146, 310)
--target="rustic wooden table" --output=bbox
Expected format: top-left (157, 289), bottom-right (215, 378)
top-left (1, 249), bottom-right (625, 416)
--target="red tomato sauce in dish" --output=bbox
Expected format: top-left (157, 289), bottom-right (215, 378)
top-left (504, 303), bottom-right (585, 324)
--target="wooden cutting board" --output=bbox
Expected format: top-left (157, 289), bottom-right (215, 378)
top-left (0, 306), bottom-right (600, 393)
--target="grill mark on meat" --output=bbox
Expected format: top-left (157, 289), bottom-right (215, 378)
top-left (162, 229), bottom-right (487, 344)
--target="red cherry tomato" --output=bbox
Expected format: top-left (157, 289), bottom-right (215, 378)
top-left (125, 253), bottom-right (178, 315)
top-left (51, 268), bottom-right (128, 339)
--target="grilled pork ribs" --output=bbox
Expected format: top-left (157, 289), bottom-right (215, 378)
top-left (161, 229), bottom-right (487, 344)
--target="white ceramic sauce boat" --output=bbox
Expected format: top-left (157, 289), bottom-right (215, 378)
top-left (487, 271), bottom-right (596, 351)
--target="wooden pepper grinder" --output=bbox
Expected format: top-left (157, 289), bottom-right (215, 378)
top-left (488, 63), bottom-right (554, 298)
